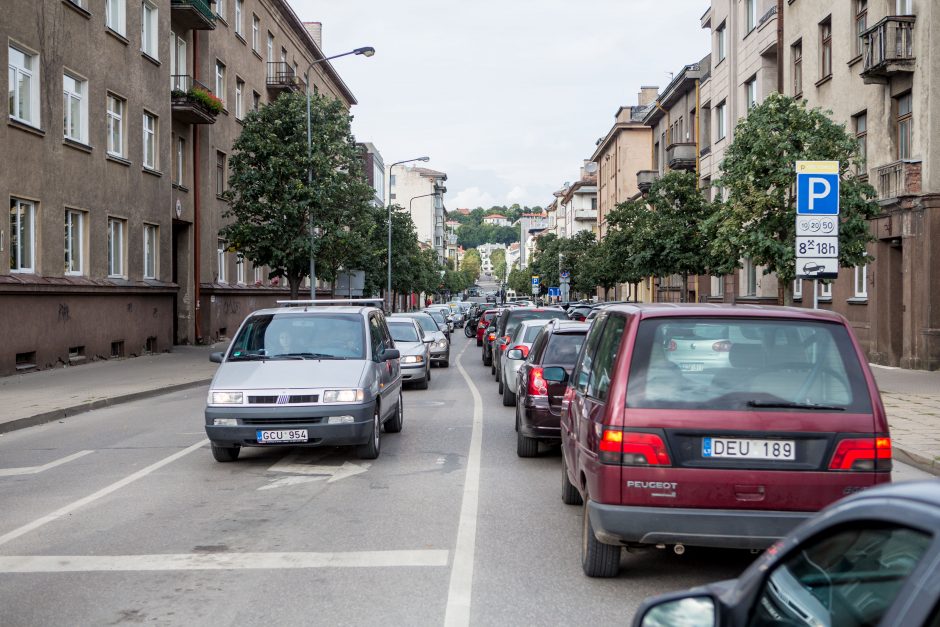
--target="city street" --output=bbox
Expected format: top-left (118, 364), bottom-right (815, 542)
top-left (0, 327), bottom-right (931, 626)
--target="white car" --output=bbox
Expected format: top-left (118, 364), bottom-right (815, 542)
top-left (499, 319), bottom-right (553, 407)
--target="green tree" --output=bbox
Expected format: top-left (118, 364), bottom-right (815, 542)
top-left (490, 248), bottom-right (507, 282)
top-left (221, 91), bottom-right (374, 298)
top-left (507, 266), bottom-right (532, 296)
top-left (712, 92), bottom-right (878, 304)
top-left (460, 248), bottom-right (482, 281)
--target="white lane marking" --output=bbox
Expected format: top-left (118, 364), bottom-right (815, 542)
top-left (259, 476), bottom-right (326, 490)
top-left (445, 340), bottom-right (483, 627)
top-left (0, 450), bottom-right (94, 477)
top-left (266, 450), bottom-right (370, 484)
top-left (0, 440), bottom-right (208, 549)
top-left (0, 550), bottom-right (450, 572)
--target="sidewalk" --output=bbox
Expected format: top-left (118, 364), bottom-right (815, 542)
top-left (2, 347), bottom-right (940, 475)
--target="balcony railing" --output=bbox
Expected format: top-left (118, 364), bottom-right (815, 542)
top-left (573, 209), bottom-right (598, 221)
top-left (170, 0), bottom-right (216, 30)
top-left (666, 142), bottom-right (697, 171)
top-left (758, 5), bottom-right (777, 27)
top-left (637, 170), bottom-right (660, 194)
top-left (170, 75), bottom-right (221, 124)
top-left (266, 62), bottom-right (301, 92)
top-left (861, 16), bottom-right (915, 84)
top-left (876, 160), bottom-right (921, 200)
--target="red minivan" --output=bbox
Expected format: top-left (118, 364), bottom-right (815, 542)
top-left (553, 304), bottom-right (891, 577)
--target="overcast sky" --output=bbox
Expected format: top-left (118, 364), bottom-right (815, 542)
top-left (293, 1), bottom-right (711, 210)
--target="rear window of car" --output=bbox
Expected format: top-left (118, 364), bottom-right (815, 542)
top-left (519, 324), bottom-right (546, 343)
top-left (625, 317), bottom-right (873, 413)
top-left (229, 313), bottom-right (366, 360)
top-left (395, 314), bottom-right (438, 334)
top-left (505, 310), bottom-right (567, 338)
top-left (388, 321), bottom-right (420, 343)
top-left (425, 310), bottom-right (446, 325)
top-left (543, 332), bottom-right (586, 365)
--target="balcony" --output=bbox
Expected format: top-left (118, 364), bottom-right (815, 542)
top-left (666, 142), bottom-right (697, 171)
top-left (266, 62), bottom-right (301, 93)
top-left (637, 170), bottom-right (660, 194)
top-left (573, 209), bottom-right (598, 221)
top-left (170, 0), bottom-right (216, 30)
top-left (876, 160), bottom-right (921, 200)
top-left (170, 76), bottom-right (221, 124)
top-left (861, 16), bottom-right (915, 85)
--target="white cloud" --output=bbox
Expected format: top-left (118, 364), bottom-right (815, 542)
top-left (506, 186), bottom-right (527, 203)
top-left (452, 187), bottom-right (496, 210)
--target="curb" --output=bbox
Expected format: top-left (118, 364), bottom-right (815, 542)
top-left (0, 379), bottom-right (213, 435)
top-left (893, 445), bottom-right (940, 477)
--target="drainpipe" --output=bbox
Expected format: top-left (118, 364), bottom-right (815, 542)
top-left (695, 79), bottom-right (701, 178)
top-left (777, 0), bottom-right (784, 93)
top-left (193, 33), bottom-right (202, 342)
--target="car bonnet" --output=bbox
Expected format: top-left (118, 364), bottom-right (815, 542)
top-left (212, 358), bottom-right (369, 390)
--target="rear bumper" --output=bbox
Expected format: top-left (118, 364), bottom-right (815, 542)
top-left (519, 401), bottom-right (561, 441)
top-left (587, 500), bottom-right (811, 550)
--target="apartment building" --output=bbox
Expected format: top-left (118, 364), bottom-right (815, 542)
top-left (516, 212), bottom-right (547, 269)
top-left (358, 141), bottom-right (385, 207)
top-left (556, 164), bottom-right (599, 240)
top-left (0, 0), bottom-right (356, 376)
top-left (478, 242), bottom-right (505, 275)
top-left (388, 165), bottom-right (448, 264)
top-left (783, 0), bottom-right (940, 368)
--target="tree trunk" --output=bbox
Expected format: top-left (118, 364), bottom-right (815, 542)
top-left (782, 282), bottom-right (795, 307)
top-left (681, 274), bottom-right (689, 303)
top-left (287, 275), bottom-right (301, 300)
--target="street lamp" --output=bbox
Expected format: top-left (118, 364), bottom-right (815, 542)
top-left (387, 157), bottom-right (429, 310)
top-left (305, 46), bottom-right (375, 300)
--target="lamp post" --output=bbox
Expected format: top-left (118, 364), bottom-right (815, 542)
top-left (304, 46), bottom-right (375, 300)
top-left (386, 157), bottom-right (429, 310)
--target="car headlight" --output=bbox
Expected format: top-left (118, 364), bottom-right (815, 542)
top-left (323, 389), bottom-right (365, 403)
top-left (402, 355), bottom-right (424, 364)
top-left (210, 391), bottom-right (243, 405)
top-left (436, 340), bottom-right (448, 349)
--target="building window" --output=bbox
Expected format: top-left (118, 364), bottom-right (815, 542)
top-left (897, 92), bottom-right (912, 160)
top-left (142, 111), bottom-right (157, 170)
top-left (8, 45), bottom-right (40, 126)
top-left (266, 32), bottom-right (274, 77)
top-left (215, 60), bottom-right (226, 107)
top-left (792, 40), bottom-right (803, 96)
top-left (175, 136), bottom-right (185, 185)
top-left (895, 0), bottom-right (912, 15)
top-left (235, 78), bottom-right (244, 119)
top-left (10, 198), bottom-right (36, 273)
top-left (65, 209), bottom-right (85, 275)
top-left (63, 72), bottom-right (88, 143)
top-left (716, 22), bottom-right (726, 62)
top-left (744, 258), bottom-right (757, 296)
top-left (108, 218), bottom-right (126, 277)
top-left (252, 91), bottom-right (260, 111)
top-left (170, 32), bottom-right (187, 90)
top-left (793, 279), bottom-right (803, 300)
top-left (819, 281), bottom-right (832, 299)
top-left (215, 0), bottom-right (225, 18)
top-left (251, 14), bottom-right (259, 51)
top-left (143, 224), bottom-right (158, 279)
top-left (854, 1), bottom-right (868, 58)
top-left (716, 101), bottom-right (726, 141)
top-left (107, 94), bottom-right (125, 157)
top-left (234, 0), bottom-right (243, 36)
top-left (217, 240), bottom-right (227, 284)
top-left (141, 1), bottom-right (158, 59)
top-left (216, 151), bottom-right (226, 196)
top-left (746, 0), bottom-right (758, 31)
top-left (854, 111), bottom-right (867, 173)
top-left (745, 76), bottom-right (757, 110)
top-left (854, 264), bottom-right (868, 298)
top-left (820, 17), bottom-right (832, 80)
top-left (106, 0), bottom-right (126, 36)
top-left (236, 254), bottom-right (245, 284)
top-left (254, 265), bottom-right (263, 285)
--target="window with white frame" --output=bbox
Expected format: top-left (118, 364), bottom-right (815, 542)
top-left (746, 0), bottom-right (758, 31)
top-left (793, 279), bottom-right (803, 299)
top-left (10, 198), bottom-right (36, 273)
top-left (716, 101), bottom-right (727, 141)
top-left (235, 78), bottom-right (244, 119)
top-left (215, 60), bottom-right (226, 107)
top-left (65, 209), bottom-right (85, 275)
top-left (820, 17), bottom-right (833, 79)
top-left (170, 32), bottom-right (187, 90)
top-left (217, 240), bottom-right (227, 283)
top-left (252, 15), bottom-right (259, 51)
top-left (854, 264), bottom-right (868, 298)
top-left (854, 1), bottom-right (868, 58)
top-left (175, 135), bottom-right (185, 185)
top-left (107, 94), bottom-right (125, 157)
top-left (9, 45), bottom-right (40, 126)
top-left (266, 33), bottom-right (274, 77)
top-left (792, 40), bottom-right (803, 97)
top-left (252, 91), bottom-right (260, 111)
top-left (254, 265), bottom-right (263, 285)
top-left (63, 72), bottom-right (88, 143)
top-left (897, 92), bottom-right (913, 160)
top-left (744, 258), bottom-right (757, 296)
top-left (142, 111), bottom-right (157, 169)
top-left (745, 76), bottom-right (758, 110)
top-left (141, 1), bottom-right (159, 59)
top-left (235, 0), bottom-right (243, 36)
top-left (896, 0), bottom-right (912, 15)
top-left (106, 0), bottom-right (126, 36)
top-left (236, 254), bottom-right (245, 284)
top-left (108, 218), bottom-right (126, 277)
top-left (216, 0), bottom-right (225, 18)
top-left (143, 224), bottom-right (157, 279)
top-left (716, 22), bottom-right (726, 62)
top-left (819, 281), bottom-right (832, 299)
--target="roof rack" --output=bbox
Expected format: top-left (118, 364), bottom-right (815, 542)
top-left (276, 299), bottom-right (385, 308)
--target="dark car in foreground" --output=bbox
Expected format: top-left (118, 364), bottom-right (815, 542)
top-left (555, 303), bottom-right (891, 577)
top-left (634, 480), bottom-right (940, 627)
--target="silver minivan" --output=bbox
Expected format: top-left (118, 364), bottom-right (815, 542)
top-left (204, 301), bottom-right (403, 462)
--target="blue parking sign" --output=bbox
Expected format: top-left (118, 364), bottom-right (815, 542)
top-left (531, 276), bottom-right (540, 286)
top-left (796, 173), bottom-right (839, 215)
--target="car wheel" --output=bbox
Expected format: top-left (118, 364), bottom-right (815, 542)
top-left (497, 378), bottom-right (503, 395)
top-left (516, 428), bottom-right (538, 458)
top-left (415, 371), bottom-right (429, 389)
top-left (210, 443), bottom-right (240, 462)
top-left (502, 380), bottom-right (516, 407)
top-left (385, 392), bottom-right (403, 433)
top-left (581, 500), bottom-right (620, 578)
top-left (483, 351), bottom-right (491, 366)
top-left (441, 357), bottom-right (449, 368)
top-left (561, 452), bottom-right (583, 506)
top-left (427, 366), bottom-right (432, 382)
top-left (357, 404), bottom-right (382, 459)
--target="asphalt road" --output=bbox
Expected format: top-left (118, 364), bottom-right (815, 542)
top-left (0, 332), bottom-right (930, 626)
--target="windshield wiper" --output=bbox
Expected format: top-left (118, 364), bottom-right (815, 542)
top-left (747, 400), bottom-right (845, 411)
top-left (227, 353), bottom-right (268, 361)
top-left (277, 352), bottom-right (344, 360)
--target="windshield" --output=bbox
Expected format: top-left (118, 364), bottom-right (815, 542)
top-left (397, 314), bottom-right (438, 334)
top-left (626, 318), bottom-right (872, 412)
top-left (228, 313), bottom-right (366, 360)
top-left (388, 322), bottom-right (420, 343)
top-left (426, 310), bottom-right (446, 326)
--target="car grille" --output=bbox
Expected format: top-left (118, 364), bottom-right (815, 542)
top-left (247, 394), bottom-right (320, 405)
top-left (242, 417), bottom-right (324, 426)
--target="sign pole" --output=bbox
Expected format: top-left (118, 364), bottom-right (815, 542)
top-left (813, 280), bottom-right (819, 310)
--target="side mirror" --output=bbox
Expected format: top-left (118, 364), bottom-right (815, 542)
top-left (636, 595), bottom-right (715, 627)
top-left (423, 337), bottom-right (433, 344)
top-left (210, 352), bottom-right (225, 363)
top-left (381, 348), bottom-right (400, 362)
top-left (542, 366), bottom-right (568, 384)
top-left (506, 349), bottom-right (524, 360)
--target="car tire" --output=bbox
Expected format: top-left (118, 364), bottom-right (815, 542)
top-left (502, 380), bottom-right (516, 407)
top-left (441, 358), bottom-right (449, 368)
top-left (427, 366), bottom-right (432, 382)
top-left (415, 371), bottom-right (429, 389)
top-left (211, 443), bottom-right (240, 462)
top-left (357, 404), bottom-right (382, 459)
top-left (385, 392), bottom-right (403, 433)
top-left (497, 378), bottom-right (503, 395)
top-left (561, 453), bottom-right (583, 506)
top-left (516, 429), bottom-right (538, 457)
top-left (581, 500), bottom-right (620, 578)
top-left (483, 351), bottom-right (491, 366)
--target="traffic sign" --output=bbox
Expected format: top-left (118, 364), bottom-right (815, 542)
top-left (796, 161), bottom-right (840, 215)
top-left (797, 258), bottom-right (838, 279)
top-left (796, 216), bottom-right (837, 237)
top-left (548, 287), bottom-right (560, 297)
top-left (560, 270), bottom-right (570, 279)
top-left (531, 275), bottom-right (540, 286)
top-left (796, 236), bottom-right (839, 258)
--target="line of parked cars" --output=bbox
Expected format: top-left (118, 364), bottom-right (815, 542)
top-left (468, 299), bottom-right (920, 625)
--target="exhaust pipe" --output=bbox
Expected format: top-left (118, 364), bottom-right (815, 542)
top-left (673, 544), bottom-right (686, 555)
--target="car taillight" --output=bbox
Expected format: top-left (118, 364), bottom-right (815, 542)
top-left (712, 340), bottom-right (732, 352)
top-left (599, 430), bottom-right (672, 466)
top-left (829, 436), bottom-right (892, 471)
top-left (478, 321), bottom-right (485, 329)
top-left (499, 335), bottom-right (511, 351)
top-left (527, 367), bottom-right (548, 396)
top-left (666, 340), bottom-right (677, 352)
top-left (488, 333), bottom-right (496, 341)
top-left (510, 345), bottom-right (530, 358)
